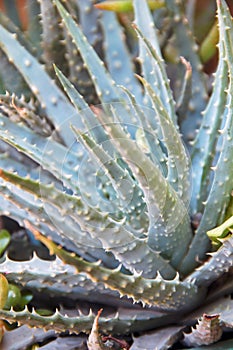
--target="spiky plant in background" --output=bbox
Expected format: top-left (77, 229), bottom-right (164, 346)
top-left (0, 0), bottom-right (232, 349)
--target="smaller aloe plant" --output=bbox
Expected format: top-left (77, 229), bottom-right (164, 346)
top-left (0, 0), bottom-right (232, 349)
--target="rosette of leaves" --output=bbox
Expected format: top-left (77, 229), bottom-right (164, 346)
top-left (0, 0), bottom-right (232, 349)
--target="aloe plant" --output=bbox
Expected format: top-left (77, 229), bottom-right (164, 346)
top-left (0, 0), bottom-right (232, 349)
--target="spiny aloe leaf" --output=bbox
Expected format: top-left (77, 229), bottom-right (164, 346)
top-left (55, 0), bottom-right (138, 128)
top-left (75, 0), bottom-right (102, 48)
top-left (71, 126), bottom-right (147, 226)
top-left (0, 93), bottom-right (59, 139)
top-left (26, 0), bottom-right (42, 57)
top-left (30, 225), bottom-right (203, 312)
top-left (133, 0), bottom-right (177, 124)
top-left (0, 307), bottom-right (97, 334)
top-left (95, 108), bottom-right (192, 268)
top-left (0, 11), bottom-right (33, 96)
top-left (66, 0), bottom-right (101, 105)
top-left (0, 305), bottom-right (181, 336)
top-left (165, 0), bottom-right (208, 144)
top-left (40, 0), bottom-right (66, 72)
top-left (54, 65), bottom-right (109, 146)
top-left (95, 0), bottom-right (165, 12)
top-left (182, 314), bottom-right (222, 348)
top-left (0, 114), bottom-right (82, 192)
top-left (190, 33), bottom-right (228, 215)
top-left (0, 188), bottom-right (101, 266)
top-left (0, 49), bottom-right (29, 97)
top-left (0, 172), bottom-right (113, 264)
top-left (181, 0), bottom-right (233, 274)
top-left (0, 254), bottom-right (131, 308)
top-left (54, 65), bottom-right (90, 112)
top-left (0, 176), bottom-right (109, 264)
top-left (186, 235), bottom-right (233, 288)
top-left (0, 168), bottom-right (176, 279)
top-left (0, 11), bottom-right (34, 54)
top-left (121, 86), bottom-right (168, 176)
top-left (0, 22), bottom-right (77, 145)
top-left (0, 191), bottom-right (37, 229)
top-left (137, 75), bottom-right (190, 205)
top-left (101, 11), bottom-right (143, 103)
top-left (54, 0), bottom-right (122, 105)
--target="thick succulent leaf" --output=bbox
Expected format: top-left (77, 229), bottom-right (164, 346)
top-left (0, 190), bottom-right (102, 265)
top-left (72, 127), bottom-right (147, 228)
top-left (55, 0), bottom-right (138, 128)
top-left (0, 304), bottom-right (181, 336)
top-left (1, 325), bottom-right (55, 350)
top-left (133, 0), bottom-right (177, 124)
top-left (76, 0), bottom-right (102, 47)
top-left (121, 86), bottom-right (168, 176)
top-left (0, 22), bottom-right (77, 145)
top-left (131, 326), bottom-right (184, 350)
top-left (32, 228), bottom-right (203, 312)
top-left (0, 93), bottom-right (59, 139)
top-left (0, 254), bottom-right (132, 308)
top-left (26, 0), bottom-right (42, 56)
top-left (95, 108), bottom-right (192, 269)
top-left (39, 335), bottom-right (87, 350)
top-left (0, 12), bottom-right (33, 96)
top-left (180, 0), bottom-right (233, 274)
top-left (0, 49), bottom-right (29, 97)
top-left (0, 174), bottom-right (116, 267)
top-left (55, 75), bottom-right (125, 209)
top-left (66, 0), bottom-right (101, 105)
top-left (0, 11), bottom-right (35, 54)
top-left (54, 0), bottom-right (122, 105)
top-left (0, 307), bottom-right (96, 334)
top-left (0, 176), bottom-right (113, 265)
top-left (185, 235), bottom-right (233, 288)
top-left (54, 66), bottom-right (108, 145)
top-left (165, 0), bottom-right (208, 144)
top-left (182, 314), bottom-right (222, 348)
top-left (101, 11), bottom-right (143, 103)
top-left (0, 168), bottom-right (176, 279)
top-left (0, 114), bottom-right (82, 192)
top-left (190, 36), bottom-right (228, 215)
top-left (0, 190), bottom-right (39, 228)
top-left (40, 0), bottom-right (66, 72)
top-left (137, 75), bottom-right (190, 204)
